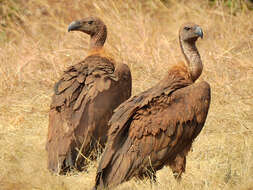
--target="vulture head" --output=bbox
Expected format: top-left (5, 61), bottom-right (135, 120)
top-left (179, 23), bottom-right (203, 42)
top-left (68, 16), bottom-right (107, 37)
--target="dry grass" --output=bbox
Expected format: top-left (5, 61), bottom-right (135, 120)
top-left (0, 0), bottom-right (253, 189)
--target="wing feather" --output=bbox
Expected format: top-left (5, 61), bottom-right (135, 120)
top-left (51, 56), bottom-right (116, 111)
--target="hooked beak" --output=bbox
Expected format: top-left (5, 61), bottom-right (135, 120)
top-left (68, 21), bottom-right (82, 32)
top-left (195, 26), bottom-right (203, 39)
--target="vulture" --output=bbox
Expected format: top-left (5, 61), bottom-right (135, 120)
top-left (93, 23), bottom-right (211, 189)
top-left (45, 17), bottom-right (132, 174)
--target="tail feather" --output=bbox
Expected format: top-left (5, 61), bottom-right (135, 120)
top-left (46, 109), bottom-right (74, 173)
top-left (95, 138), bottom-right (139, 189)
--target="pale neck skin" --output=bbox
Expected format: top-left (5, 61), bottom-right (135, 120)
top-left (90, 25), bottom-right (107, 50)
top-left (179, 38), bottom-right (203, 82)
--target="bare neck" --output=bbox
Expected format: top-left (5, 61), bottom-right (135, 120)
top-left (90, 25), bottom-right (107, 50)
top-left (179, 37), bottom-right (203, 82)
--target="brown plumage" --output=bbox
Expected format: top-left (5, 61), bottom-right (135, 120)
top-left (93, 23), bottom-right (211, 189)
top-left (45, 17), bottom-right (132, 174)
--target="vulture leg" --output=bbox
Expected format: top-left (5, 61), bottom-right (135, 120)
top-left (168, 154), bottom-right (186, 181)
top-left (63, 149), bottom-right (75, 172)
top-left (168, 142), bottom-right (192, 181)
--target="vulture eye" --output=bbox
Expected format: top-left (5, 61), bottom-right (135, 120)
top-left (184, 27), bottom-right (191, 31)
top-left (88, 21), bottom-right (94, 25)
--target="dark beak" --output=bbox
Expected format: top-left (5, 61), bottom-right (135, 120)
top-left (195, 26), bottom-right (203, 39)
top-left (68, 21), bottom-right (82, 32)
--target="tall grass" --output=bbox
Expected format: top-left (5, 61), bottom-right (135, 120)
top-left (0, 0), bottom-right (253, 189)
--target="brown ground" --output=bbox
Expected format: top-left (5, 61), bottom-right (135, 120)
top-left (0, 0), bottom-right (253, 189)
